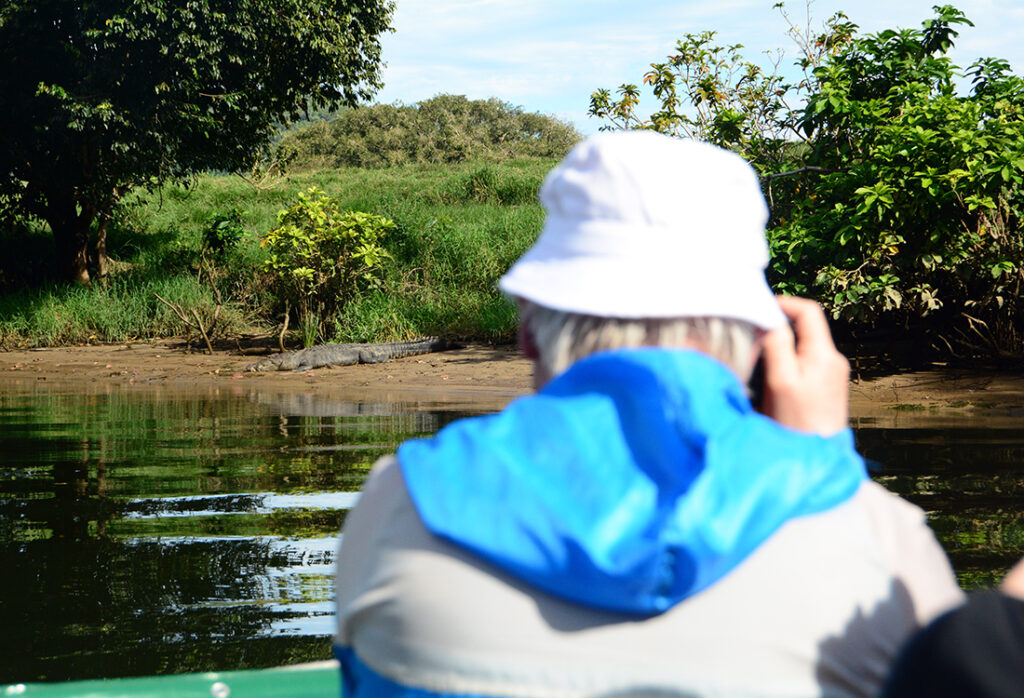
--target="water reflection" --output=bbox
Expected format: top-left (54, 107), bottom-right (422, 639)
top-left (121, 492), bottom-right (363, 519)
top-left (0, 385), bottom-right (482, 683)
top-left (858, 425), bottom-right (1024, 590)
top-left (1, 384), bottom-right (1021, 683)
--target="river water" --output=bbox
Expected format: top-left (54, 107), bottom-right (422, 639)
top-left (1, 382), bottom-right (1022, 683)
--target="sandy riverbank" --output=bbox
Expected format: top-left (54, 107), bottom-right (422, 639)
top-left (2, 340), bottom-right (1023, 427)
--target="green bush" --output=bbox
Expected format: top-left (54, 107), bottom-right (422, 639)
top-left (200, 207), bottom-right (247, 260)
top-left (260, 188), bottom-right (394, 346)
top-left (590, 5), bottom-right (1024, 357)
top-left (277, 95), bottom-right (580, 170)
top-left (770, 6), bottom-right (1024, 355)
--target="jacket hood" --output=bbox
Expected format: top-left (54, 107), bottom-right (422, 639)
top-left (398, 348), bottom-right (865, 615)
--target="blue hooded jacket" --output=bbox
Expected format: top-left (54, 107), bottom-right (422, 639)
top-left (398, 348), bottom-right (866, 616)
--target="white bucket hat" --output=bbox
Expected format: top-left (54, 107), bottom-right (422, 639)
top-left (498, 130), bottom-right (786, 330)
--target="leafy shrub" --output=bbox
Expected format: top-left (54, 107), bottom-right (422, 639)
top-left (771, 6), bottom-right (1024, 355)
top-left (277, 95), bottom-right (581, 170)
top-left (590, 5), bottom-right (1024, 357)
top-left (260, 188), bottom-right (394, 345)
top-left (201, 207), bottom-right (247, 259)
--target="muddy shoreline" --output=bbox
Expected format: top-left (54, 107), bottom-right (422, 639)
top-left (3, 340), bottom-right (1024, 427)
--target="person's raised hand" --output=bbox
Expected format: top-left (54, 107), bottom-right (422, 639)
top-left (759, 296), bottom-right (850, 436)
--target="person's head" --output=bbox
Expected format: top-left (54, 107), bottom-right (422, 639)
top-left (498, 131), bottom-right (785, 389)
top-left (516, 301), bottom-right (762, 390)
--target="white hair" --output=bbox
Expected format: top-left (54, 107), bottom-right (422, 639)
top-left (520, 300), bottom-right (761, 383)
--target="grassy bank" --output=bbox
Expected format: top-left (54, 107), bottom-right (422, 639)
top-left (0, 158), bottom-right (555, 348)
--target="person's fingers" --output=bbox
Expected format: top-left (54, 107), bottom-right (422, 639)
top-left (760, 322), bottom-right (798, 383)
top-left (759, 296), bottom-right (850, 435)
top-left (775, 296), bottom-right (836, 355)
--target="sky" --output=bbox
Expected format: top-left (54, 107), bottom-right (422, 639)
top-left (372, 0), bottom-right (1024, 135)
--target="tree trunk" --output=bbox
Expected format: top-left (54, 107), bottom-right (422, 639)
top-left (91, 210), bottom-right (110, 281)
top-left (47, 201), bottom-right (93, 286)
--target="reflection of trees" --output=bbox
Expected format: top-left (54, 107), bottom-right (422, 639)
top-left (51, 444), bottom-right (115, 539)
top-left (2, 387), bottom-right (481, 500)
top-left (861, 425), bottom-right (1024, 590)
top-left (0, 386), bottom-right (487, 683)
top-left (0, 458), bottom-right (117, 544)
top-left (0, 535), bottom-right (335, 682)
top-left (4, 388), bottom-right (1021, 681)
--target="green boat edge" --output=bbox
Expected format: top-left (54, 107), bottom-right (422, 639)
top-left (2, 660), bottom-right (340, 697)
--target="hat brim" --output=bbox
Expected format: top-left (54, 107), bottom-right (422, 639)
top-left (499, 247), bottom-right (787, 330)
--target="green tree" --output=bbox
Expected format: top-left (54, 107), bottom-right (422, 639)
top-left (0, 0), bottom-right (394, 284)
top-left (590, 5), bottom-right (1024, 357)
top-left (589, 31), bottom-right (795, 174)
top-left (773, 6), bottom-right (1024, 355)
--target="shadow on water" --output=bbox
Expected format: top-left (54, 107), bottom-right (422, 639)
top-left (0, 384), bottom-right (483, 683)
top-left (0, 382), bottom-right (1021, 683)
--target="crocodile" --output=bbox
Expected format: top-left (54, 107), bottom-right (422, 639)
top-left (245, 337), bottom-right (458, 372)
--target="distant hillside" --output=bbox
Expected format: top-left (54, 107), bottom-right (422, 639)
top-left (276, 94), bottom-right (581, 170)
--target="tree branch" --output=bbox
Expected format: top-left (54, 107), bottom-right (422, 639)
top-left (762, 165), bottom-right (836, 181)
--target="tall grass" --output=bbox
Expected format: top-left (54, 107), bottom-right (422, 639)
top-left (0, 274), bottom-right (250, 346)
top-left (0, 158), bottom-right (556, 347)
